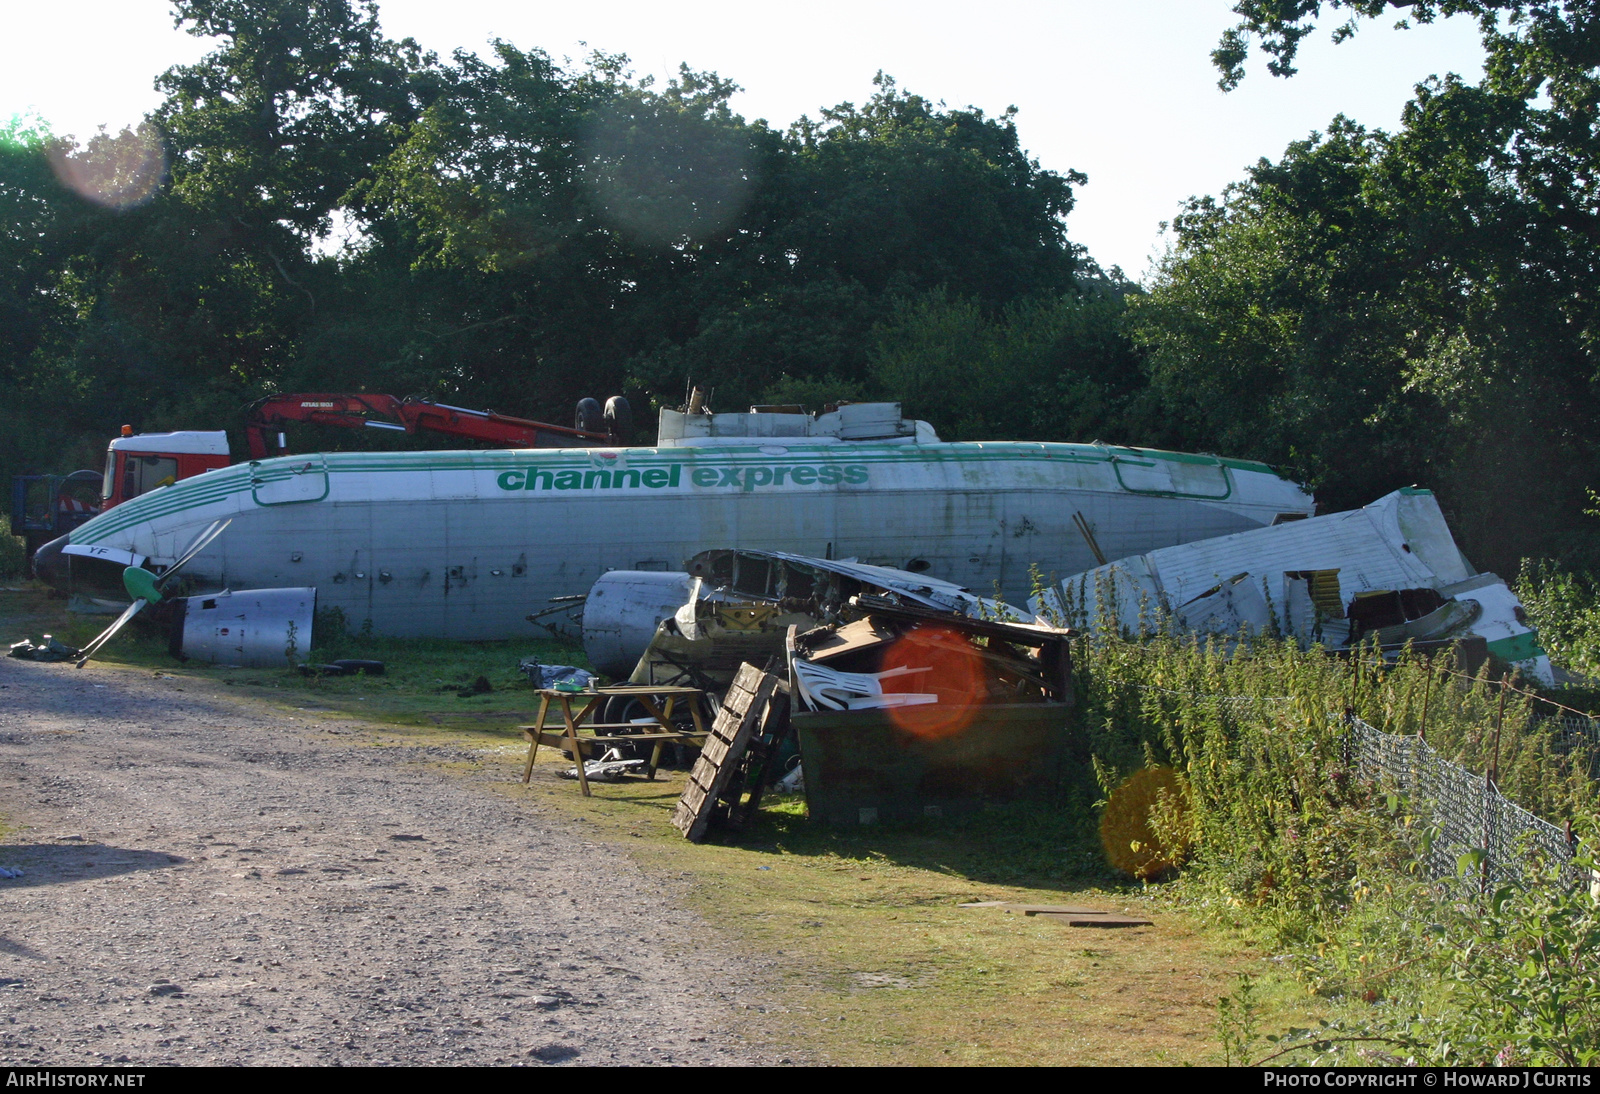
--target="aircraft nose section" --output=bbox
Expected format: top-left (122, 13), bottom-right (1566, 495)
top-left (32, 534), bottom-right (69, 588)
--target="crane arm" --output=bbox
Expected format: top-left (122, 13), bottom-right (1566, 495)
top-left (397, 400), bottom-right (602, 449)
top-left (244, 394), bottom-right (608, 459)
top-left (245, 394), bottom-right (410, 459)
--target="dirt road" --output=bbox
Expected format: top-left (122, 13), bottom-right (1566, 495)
top-left (0, 658), bottom-right (784, 1066)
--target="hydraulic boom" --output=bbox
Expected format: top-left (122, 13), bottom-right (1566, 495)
top-left (244, 394), bottom-right (619, 460)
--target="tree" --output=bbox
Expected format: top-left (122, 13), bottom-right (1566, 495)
top-left (1, 8), bottom-right (1125, 500)
top-left (0, 118), bottom-right (70, 384)
top-left (1211, 2), bottom-right (1590, 89)
top-left (365, 57), bottom-right (1094, 418)
top-left (156, 0), bottom-right (436, 238)
top-left (869, 282), bottom-right (1150, 444)
top-left (1133, 0), bottom-right (1600, 571)
top-left (623, 74), bottom-right (1089, 410)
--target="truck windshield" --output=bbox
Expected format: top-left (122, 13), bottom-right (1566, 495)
top-left (120, 454), bottom-right (179, 501)
top-left (102, 450), bottom-right (115, 500)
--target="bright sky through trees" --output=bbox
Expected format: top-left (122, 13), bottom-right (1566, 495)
top-left (1, 0), bottom-right (1485, 278)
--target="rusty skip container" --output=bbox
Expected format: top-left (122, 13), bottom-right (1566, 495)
top-left (793, 703), bottom-right (1072, 825)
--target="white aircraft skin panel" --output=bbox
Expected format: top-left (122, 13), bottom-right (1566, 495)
top-left (1053, 490), bottom-right (1504, 643)
top-left (64, 442), bottom-right (1313, 639)
top-left (1077, 494), bottom-right (1274, 569)
top-left (1072, 501), bottom-right (1435, 624)
top-left (1391, 492), bottom-right (1475, 584)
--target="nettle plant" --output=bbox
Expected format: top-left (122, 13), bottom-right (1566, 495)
top-left (1070, 615), bottom-right (1597, 943)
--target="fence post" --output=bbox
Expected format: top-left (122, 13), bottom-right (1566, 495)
top-left (1481, 771), bottom-right (1492, 896)
top-left (1419, 669), bottom-right (1433, 743)
top-left (1482, 684), bottom-right (1503, 895)
top-left (1492, 684), bottom-right (1507, 788)
top-left (1349, 650), bottom-right (1361, 720)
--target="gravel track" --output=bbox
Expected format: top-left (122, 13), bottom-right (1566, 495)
top-left (0, 658), bottom-right (785, 1066)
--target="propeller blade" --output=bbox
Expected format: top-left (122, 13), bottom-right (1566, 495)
top-left (75, 518), bottom-right (230, 668)
top-left (157, 518), bottom-right (232, 587)
top-left (74, 599), bottom-right (148, 668)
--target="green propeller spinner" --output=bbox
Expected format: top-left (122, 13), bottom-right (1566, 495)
top-left (121, 566), bottom-right (162, 604)
top-left (75, 518), bottom-right (231, 668)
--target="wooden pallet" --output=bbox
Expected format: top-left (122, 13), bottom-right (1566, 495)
top-left (722, 685), bottom-right (791, 832)
top-left (672, 663), bottom-right (781, 842)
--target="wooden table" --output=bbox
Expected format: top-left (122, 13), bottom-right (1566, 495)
top-left (520, 685), bottom-right (709, 796)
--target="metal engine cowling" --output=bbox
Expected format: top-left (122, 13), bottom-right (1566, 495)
top-left (169, 587), bottom-right (317, 668)
top-left (581, 571), bottom-right (695, 678)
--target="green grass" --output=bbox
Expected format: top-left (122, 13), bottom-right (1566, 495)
top-left (1, 583), bottom-right (1343, 1064)
top-left (0, 582), bottom-right (586, 732)
top-left (483, 754), bottom-right (1331, 1066)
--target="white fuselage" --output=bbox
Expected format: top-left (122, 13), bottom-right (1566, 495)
top-left (63, 439), bottom-right (1313, 639)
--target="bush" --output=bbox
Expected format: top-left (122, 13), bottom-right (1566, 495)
top-left (1075, 631), bottom-right (1595, 931)
top-left (1255, 846), bottom-right (1600, 1067)
top-left (1519, 559), bottom-right (1600, 682)
top-left (1076, 628), bottom-right (1600, 1065)
top-left (1424, 854), bottom-right (1600, 1067)
top-left (0, 523), bottom-right (23, 579)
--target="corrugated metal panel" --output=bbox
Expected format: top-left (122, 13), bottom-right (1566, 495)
top-left (1056, 491), bottom-right (1469, 633)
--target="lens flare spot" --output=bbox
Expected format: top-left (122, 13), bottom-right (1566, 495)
top-left (1100, 766), bottom-right (1193, 880)
top-left (47, 122), bottom-right (166, 210)
top-left (579, 102), bottom-right (756, 247)
top-left (880, 625), bottom-right (985, 740)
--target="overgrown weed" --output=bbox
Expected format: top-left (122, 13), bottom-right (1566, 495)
top-left (1075, 626), bottom-right (1600, 1063)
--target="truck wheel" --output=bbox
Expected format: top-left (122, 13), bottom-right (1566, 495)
top-left (604, 396), bottom-right (633, 446)
top-left (600, 692), bottom-right (704, 768)
top-left (575, 397), bottom-right (603, 436)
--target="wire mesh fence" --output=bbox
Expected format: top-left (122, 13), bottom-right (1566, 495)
top-left (1118, 679), bottom-right (1586, 889)
top-left (1532, 712), bottom-right (1600, 753)
top-left (1345, 716), bottom-right (1582, 890)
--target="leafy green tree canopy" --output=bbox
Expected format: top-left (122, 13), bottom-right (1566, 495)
top-left (0, 4), bottom-right (1114, 505)
top-left (1132, 0), bottom-right (1600, 573)
top-left (1213, 1), bottom-right (1597, 94)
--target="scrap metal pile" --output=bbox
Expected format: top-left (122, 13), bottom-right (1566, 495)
top-left (558, 551), bottom-right (1079, 839)
top-left (555, 484), bottom-right (1559, 838)
top-left (518, 548), bottom-right (1080, 839)
top-left (1035, 489), bottom-right (1549, 683)
top-left (580, 548), bottom-right (1035, 690)
top-left (666, 589), bottom-right (1076, 840)
top-left (787, 596), bottom-right (1073, 713)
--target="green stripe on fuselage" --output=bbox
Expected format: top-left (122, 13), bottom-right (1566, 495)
top-left (73, 441), bottom-right (1281, 545)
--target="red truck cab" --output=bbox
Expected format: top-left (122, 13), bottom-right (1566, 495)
top-left (101, 429), bottom-right (232, 510)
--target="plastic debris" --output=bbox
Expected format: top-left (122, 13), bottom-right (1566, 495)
top-left (297, 659), bottom-right (385, 677)
top-left (560, 756), bottom-right (647, 783)
top-left (556, 754), bottom-right (643, 780)
top-left (7, 636), bottom-right (81, 662)
top-left (0, 866), bottom-right (25, 879)
top-left (775, 762), bottom-right (805, 794)
top-left (519, 661), bottom-right (596, 691)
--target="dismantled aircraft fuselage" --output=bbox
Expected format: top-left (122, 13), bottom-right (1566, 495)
top-left (38, 403), bottom-right (1313, 639)
top-left (1039, 488), bottom-right (1552, 683)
